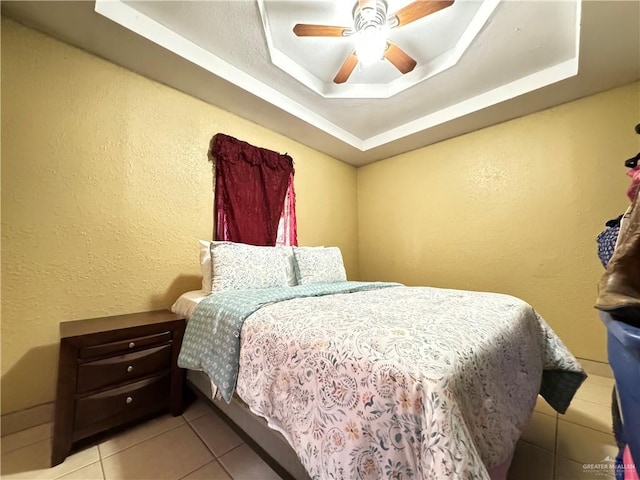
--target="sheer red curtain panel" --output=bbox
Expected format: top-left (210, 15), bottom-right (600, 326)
top-left (210, 133), bottom-right (295, 246)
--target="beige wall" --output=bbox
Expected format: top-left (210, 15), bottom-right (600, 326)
top-left (3, 16), bottom-right (639, 416)
top-left (358, 81), bottom-right (640, 363)
top-left (0, 19), bottom-right (358, 414)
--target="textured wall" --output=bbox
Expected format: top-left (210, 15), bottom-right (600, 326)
top-left (358, 82), bottom-right (640, 362)
top-left (1, 19), bottom-right (358, 414)
top-left (3, 16), bottom-right (638, 416)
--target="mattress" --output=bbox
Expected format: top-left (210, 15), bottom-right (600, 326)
top-left (171, 289), bottom-right (210, 319)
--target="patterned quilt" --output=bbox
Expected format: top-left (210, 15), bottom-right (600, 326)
top-left (178, 281), bottom-right (400, 401)
top-left (180, 283), bottom-right (586, 480)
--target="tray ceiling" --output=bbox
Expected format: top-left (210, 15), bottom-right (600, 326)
top-left (2, 1), bottom-right (639, 165)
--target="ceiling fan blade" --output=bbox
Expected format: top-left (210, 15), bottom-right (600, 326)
top-left (390, 0), bottom-right (454, 28)
top-left (333, 52), bottom-right (359, 84)
top-left (384, 42), bottom-right (417, 74)
top-left (293, 24), bottom-right (350, 37)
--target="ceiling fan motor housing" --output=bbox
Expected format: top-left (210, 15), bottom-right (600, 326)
top-left (353, 0), bottom-right (388, 33)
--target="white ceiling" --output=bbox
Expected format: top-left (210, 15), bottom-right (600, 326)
top-left (257, 0), bottom-right (496, 98)
top-left (2, 1), bottom-right (639, 166)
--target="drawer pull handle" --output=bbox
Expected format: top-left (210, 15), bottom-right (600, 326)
top-left (128, 342), bottom-right (135, 349)
top-left (126, 365), bottom-right (134, 373)
top-left (126, 396), bottom-right (133, 404)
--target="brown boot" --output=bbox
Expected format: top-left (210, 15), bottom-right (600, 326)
top-left (595, 195), bottom-right (640, 321)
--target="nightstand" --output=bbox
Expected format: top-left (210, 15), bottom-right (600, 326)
top-left (51, 310), bottom-right (186, 466)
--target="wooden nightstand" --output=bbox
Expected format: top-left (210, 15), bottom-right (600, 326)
top-left (51, 310), bottom-right (186, 466)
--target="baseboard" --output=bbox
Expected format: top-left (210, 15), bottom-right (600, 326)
top-left (1, 402), bottom-right (54, 437)
top-left (577, 357), bottom-right (613, 378)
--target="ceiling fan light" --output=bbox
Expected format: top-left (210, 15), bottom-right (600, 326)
top-left (355, 26), bottom-right (387, 67)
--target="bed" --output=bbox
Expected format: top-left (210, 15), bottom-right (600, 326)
top-left (173, 242), bottom-right (586, 480)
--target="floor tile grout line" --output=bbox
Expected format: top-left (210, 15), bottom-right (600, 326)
top-left (557, 417), bottom-right (616, 437)
top-left (98, 420), bottom-right (186, 460)
top-left (582, 379), bottom-right (616, 387)
top-left (184, 411), bottom-right (248, 460)
top-left (217, 443), bottom-right (252, 480)
top-left (533, 409), bottom-right (558, 419)
top-left (51, 457), bottom-right (101, 480)
top-left (184, 415), bottom-right (219, 457)
top-left (572, 394), bottom-right (613, 405)
top-left (177, 458), bottom-right (219, 480)
top-left (182, 410), bottom-right (214, 424)
top-left (518, 438), bottom-right (556, 455)
top-left (554, 452), bottom-right (607, 465)
top-left (557, 417), bottom-right (612, 436)
top-left (184, 414), bottom-right (216, 426)
top-left (217, 441), bottom-right (246, 459)
top-left (183, 420), bottom-right (236, 479)
top-left (100, 457), bottom-right (107, 480)
top-left (2, 438), bottom-right (100, 480)
top-left (183, 415), bottom-right (245, 459)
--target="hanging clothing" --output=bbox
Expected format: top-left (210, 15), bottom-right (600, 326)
top-left (598, 215), bottom-right (623, 267)
top-left (627, 165), bottom-right (640, 202)
top-left (597, 156), bottom-right (638, 268)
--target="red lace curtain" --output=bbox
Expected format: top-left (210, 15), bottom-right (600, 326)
top-left (275, 172), bottom-right (297, 246)
top-left (210, 133), bottom-right (297, 246)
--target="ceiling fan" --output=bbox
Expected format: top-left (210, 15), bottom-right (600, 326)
top-left (293, 0), bottom-right (454, 84)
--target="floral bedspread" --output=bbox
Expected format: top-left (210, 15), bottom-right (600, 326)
top-left (231, 285), bottom-right (585, 480)
top-left (178, 281), bottom-right (400, 401)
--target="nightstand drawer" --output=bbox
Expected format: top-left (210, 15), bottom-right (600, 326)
top-left (77, 345), bottom-right (172, 393)
top-left (74, 374), bottom-right (170, 429)
top-left (79, 331), bottom-right (171, 359)
top-left (52, 310), bottom-right (185, 467)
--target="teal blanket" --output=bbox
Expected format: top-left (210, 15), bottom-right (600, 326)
top-left (178, 281), bottom-right (400, 402)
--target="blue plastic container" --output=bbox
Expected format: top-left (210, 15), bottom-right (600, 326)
top-left (600, 312), bottom-right (640, 467)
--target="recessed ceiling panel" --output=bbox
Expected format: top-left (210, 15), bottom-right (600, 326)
top-left (260, 0), bottom-right (490, 98)
top-left (103, 0), bottom-right (580, 150)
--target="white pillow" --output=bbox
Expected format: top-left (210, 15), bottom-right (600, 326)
top-left (293, 246), bottom-right (347, 285)
top-left (210, 242), bottom-right (291, 292)
top-left (199, 240), bottom-right (226, 293)
top-left (275, 246), bottom-right (297, 287)
top-left (199, 241), bottom-right (297, 292)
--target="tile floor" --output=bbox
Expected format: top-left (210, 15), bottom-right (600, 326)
top-left (0, 375), bottom-right (622, 480)
top-left (1, 399), bottom-right (281, 480)
top-left (509, 374), bottom-right (619, 480)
